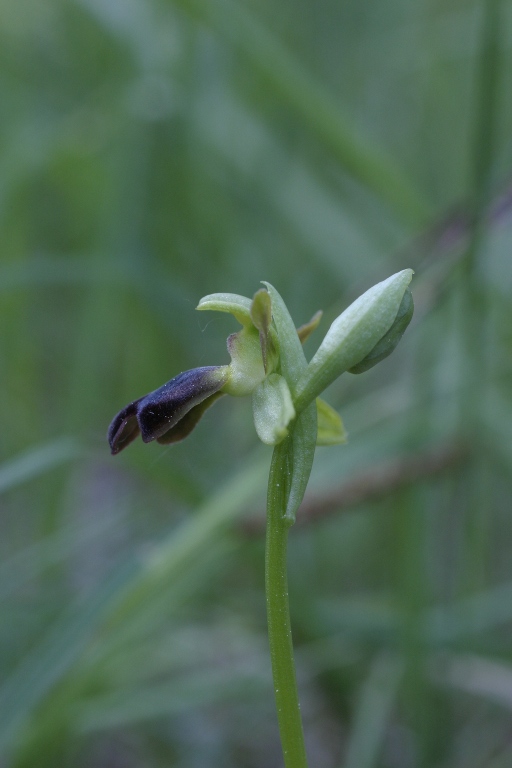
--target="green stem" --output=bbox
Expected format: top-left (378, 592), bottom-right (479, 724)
top-left (265, 440), bottom-right (309, 768)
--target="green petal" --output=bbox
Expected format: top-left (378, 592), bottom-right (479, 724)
top-left (316, 398), bottom-right (347, 446)
top-left (250, 288), bottom-right (272, 334)
top-left (297, 310), bottom-right (323, 344)
top-left (196, 293), bottom-right (253, 326)
top-left (250, 288), bottom-right (273, 372)
top-left (252, 374), bottom-right (295, 445)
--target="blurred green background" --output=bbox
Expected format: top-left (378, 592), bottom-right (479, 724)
top-left (1, 0), bottom-right (512, 766)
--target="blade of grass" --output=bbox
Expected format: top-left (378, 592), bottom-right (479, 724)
top-left (0, 451), bottom-right (268, 756)
top-left (0, 513), bottom-right (120, 602)
top-left (0, 562), bottom-right (137, 756)
top-left (0, 438), bottom-right (81, 496)
top-left (78, 661), bottom-right (270, 733)
top-left (102, 451), bottom-right (268, 631)
top-left (170, 0), bottom-right (431, 226)
top-left (343, 654), bottom-right (402, 768)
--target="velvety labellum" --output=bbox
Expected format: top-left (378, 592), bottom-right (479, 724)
top-left (108, 366), bottom-right (228, 455)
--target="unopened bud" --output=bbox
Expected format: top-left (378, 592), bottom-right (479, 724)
top-left (348, 288), bottom-right (413, 374)
top-left (294, 269), bottom-right (413, 411)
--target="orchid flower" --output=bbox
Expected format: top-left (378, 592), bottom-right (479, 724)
top-left (108, 288), bottom-right (335, 455)
top-left (109, 271), bottom-right (414, 516)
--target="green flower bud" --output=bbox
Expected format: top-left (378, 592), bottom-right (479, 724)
top-left (348, 287), bottom-right (414, 374)
top-left (294, 269), bottom-right (413, 411)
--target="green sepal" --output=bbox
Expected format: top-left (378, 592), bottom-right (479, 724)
top-left (263, 282), bottom-right (307, 392)
top-left (263, 283), bottom-right (317, 523)
top-left (196, 292), bottom-right (253, 326)
top-left (349, 288), bottom-right (414, 374)
top-left (316, 398), bottom-right (347, 446)
top-left (297, 310), bottom-right (323, 344)
top-left (252, 374), bottom-right (295, 445)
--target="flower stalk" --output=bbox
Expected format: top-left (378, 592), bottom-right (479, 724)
top-left (266, 439), bottom-right (309, 768)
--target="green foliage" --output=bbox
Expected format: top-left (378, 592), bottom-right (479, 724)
top-left (1, 0), bottom-right (512, 766)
